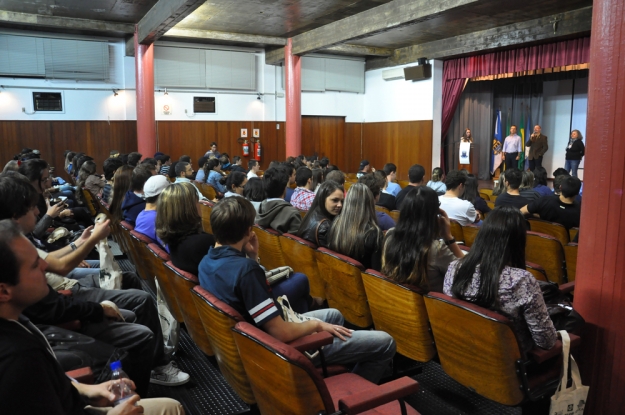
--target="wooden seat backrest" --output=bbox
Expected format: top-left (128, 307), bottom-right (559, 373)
top-left (461, 225), bottom-right (480, 247)
top-left (81, 188), bottom-right (99, 216)
top-left (191, 286), bottom-right (255, 404)
top-left (164, 261), bottom-right (214, 356)
top-left (389, 210), bottom-right (400, 222)
top-left (298, 209), bottom-right (308, 218)
top-left (233, 322), bottom-right (331, 415)
top-left (424, 292), bottom-right (524, 406)
top-left (569, 227), bottom-right (579, 241)
top-left (280, 234), bottom-right (325, 298)
top-left (398, 180), bottom-right (410, 189)
top-left (361, 270), bottom-right (436, 362)
top-left (127, 229), bottom-right (154, 280)
top-left (346, 173), bottom-right (358, 180)
top-left (199, 202), bottom-right (213, 235)
top-left (479, 191), bottom-right (491, 201)
top-left (375, 205), bottom-right (390, 215)
top-left (118, 222), bottom-right (137, 265)
top-left (253, 225), bottom-right (287, 270)
top-left (197, 182), bottom-right (216, 200)
top-left (525, 231), bottom-right (567, 284)
top-left (449, 220), bottom-right (464, 243)
top-left (315, 248), bottom-right (372, 328)
top-left (525, 261), bottom-right (549, 282)
top-left (563, 243), bottom-right (578, 282)
top-left (486, 200), bottom-right (496, 210)
top-left (344, 181), bottom-right (353, 192)
top-left (146, 244), bottom-right (183, 323)
top-left (479, 188), bottom-right (493, 196)
top-left (528, 219), bottom-right (569, 246)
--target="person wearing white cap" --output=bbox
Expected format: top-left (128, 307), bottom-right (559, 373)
top-left (135, 175), bottom-right (171, 244)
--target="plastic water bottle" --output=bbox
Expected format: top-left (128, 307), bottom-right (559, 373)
top-left (110, 361), bottom-right (136, 406)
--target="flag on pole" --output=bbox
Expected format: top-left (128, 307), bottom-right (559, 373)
top-left (525, 111), bottom-right (531, 170)
top-left (491, 109), bottom-right (503, 174)
top-left (518, 109), bottom-right (526, 170)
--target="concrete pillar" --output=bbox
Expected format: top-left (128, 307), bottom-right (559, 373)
top-left (573, 0), bottom-right (625, 412)
top-left (134, 31), bottom-right (156, 158)
top-left (284, 38), bottom-right (302, 157)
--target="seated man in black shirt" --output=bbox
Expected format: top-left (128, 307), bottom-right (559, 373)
top-left (494, 168), bottom-right (530, 210)
top-left (0, 220), bottom-right (184, 415)
top-left (396, 164), bottom-right (425, 210)
top-left (371, 171), bottom-right (396, 211)
top-left (521, 176), bottom-right (582, 230)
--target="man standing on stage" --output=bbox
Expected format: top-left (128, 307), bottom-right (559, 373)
top-left (502, 125), bottom-right (522, 170)
top-left (527, 125), bottom-right (549, 171)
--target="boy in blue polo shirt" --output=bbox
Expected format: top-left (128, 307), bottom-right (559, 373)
top-left (198, 197), bottom-right (396, 383)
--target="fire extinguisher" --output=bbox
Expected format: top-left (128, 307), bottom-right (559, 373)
top-left (254, 140), bottom-right (261, 161)
top-left (242, 140), bottom-right (250, 157)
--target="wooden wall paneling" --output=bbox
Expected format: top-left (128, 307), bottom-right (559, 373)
top-left (301, 116), bottom-right (346, 170)
top-left (0, 121), bottom-right (53, 169)
top-left (361, 121), bottom-right (432, 181)
top-left (344, 123), bottom-right (363, 173)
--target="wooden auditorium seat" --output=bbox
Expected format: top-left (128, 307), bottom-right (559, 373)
top-left (525, 261), bottom-right (549, 282)
top-left (398, 180), bottom-right (410, 189)
top-left (279, 233), bottom-right (326, 299)
top-left (479, 191), bottom-right (491, 201)
top-left (232, 321), bottom-right (421, 415)
top-left (461, 224), bottom-right (480, 247)
top-left (199, 201), bottom-right (214, 235)
top-left (525, 231), bottom-right (567, 284)
top-left (375, 205), bottom-right (391, 215)
top-left (486, 200), bottom-right (496, 210)
top-left (388, 210), bottom-right (400, 223)
top-left (164, 261), bottom-right (214, 356)
top-left (527, 219), bottom-right (570, 246)
top-left (191, 286), bottom-right (256, 405)
top-left (424, 292), bottom-right (579, 406)
top-left (569, 227), bottom-right (579, 241)
top-left (449, 220), bottom-right (464, 244)
top-left (361, 269), bottom-right (436, 363)
top-left (346, 173), bottom-right (358, 181)
top-left (196, 182), bottom-right (216, 201)
top-left (253, 225), bottom-right (287, 270)
top-left (315, 248), bottom-right (372, 328)
top-left (129, 230), bottom-right (156, 281)
top-left (81, 188), bottom-right (99, 216)
top-left (563, 243), bottom-right (578, 282)
top-left (146, 243), bottom-right (184, 323)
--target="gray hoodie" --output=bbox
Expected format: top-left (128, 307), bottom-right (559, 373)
top-left (256, 199), bottom-right (302, 234)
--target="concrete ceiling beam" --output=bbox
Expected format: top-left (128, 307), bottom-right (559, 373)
top-left (137, 0), bottom-right (205, 44)
top-left (164, 28), bottom-right (287, 46)
top-left (0, 10), bottom-right (134, 34)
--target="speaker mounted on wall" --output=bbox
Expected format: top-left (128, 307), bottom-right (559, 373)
top-left (404, 59), bottom-right (432, 81)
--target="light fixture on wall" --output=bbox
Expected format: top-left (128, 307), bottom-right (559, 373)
top-left (112, 89), bottom-right (119, 97)
top-left (257, 93), bottom-right (262, 101)
top-left (164, 88), bottom-right (169, 96)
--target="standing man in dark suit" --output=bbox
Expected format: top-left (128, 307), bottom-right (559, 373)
top-left (527, 125), bottom-right (549, 171)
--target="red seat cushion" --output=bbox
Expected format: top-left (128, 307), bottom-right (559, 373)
top-left (324, 374), bottom-right (419, 415)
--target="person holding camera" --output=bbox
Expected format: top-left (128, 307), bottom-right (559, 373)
top-left (527, 125), bottom-right (549, 171)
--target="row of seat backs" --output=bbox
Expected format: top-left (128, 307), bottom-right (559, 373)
top-left (452, 220), bottom-right (578, 284)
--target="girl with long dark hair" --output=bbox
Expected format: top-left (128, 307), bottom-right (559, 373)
top-left (297, 180), bottom-right (344, 247)
top-left (461, 174), bottom-right (490, 216)
top-left (223, 171), bottom-right (247, 198)
top-left (444, 206), bottom-right (557, 351)
top-left (382, 186), bottom-right (463, 292)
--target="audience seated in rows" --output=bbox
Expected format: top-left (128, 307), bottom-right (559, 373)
top-left (290, 166), bottom-right (316, 211)
top-left (122, 165), bottom-right (153, 226)
top-left (283, 163), bottom-right (296, 202)
top-left (519, 170), bottom-right (541, 202)
top-left (396, 164), bottom-right (425, 209)
top-left (134, 175), bottom-right (171, 244)
top-left (157, 182), bottom-right (216, 275)
top-left (297, 180), bottom-right (345, 247)
top-left (328, 183), bottom-right (384, 271)
top-left (358, 175), bottom-right (395, 231)
top-left (382, 163), bottom-right (401, 197)
top-left (427, 167), bottom-right (447, 196)
top-left (462, 174), bottom-right (490, 217)
top-left (325, 169), bottom-right (345, 188)
top-left (494, 168), bottom-right (530, 210)
top-left (157, 154), bottom-right (172, 175)
top-left (229, 156), bottom-right (247, 174)
top-left (256, 167), bottom-right (302, 234)
top-left (439, 170), bottom-right (479, 226)
top-left (204, 159), bottom-right (227, 193)
top-left (102, 157), bottom-right (124, 204)
top-left (356, 159), bottom-right (372, 178)
top-left (127, 151), bottom-right (142, 168)
top-left (78, 160), bottom-right (106, 200)
top-left (198, 197), bottom-right (396, 383)
top-left (532, 167), bottom-right (553, 198)
top-left (374, 170), bottom-right (397, 211)
top-left (0, 220), bottom-right (185, 415)
top-left (223, 171), bottom-right (247, 198)
top-left (521, 175), bottom-right (582, 230)
top-left (194, 156), bottom-right (209, 182)
top-left (444, 206), bottom-right (557, 352)
top-left (311, 167), bottom-right (324, 193)
top-left (174, 162), bottom-right (205, 202)
top-left (383, 186), bottom-right (464, 293)
top-left (247, 159), bottom-right (260, 179)
top-left (243, 177), bottom-right (264, 212)
top-left (109, 165), bottom-right (134, 223)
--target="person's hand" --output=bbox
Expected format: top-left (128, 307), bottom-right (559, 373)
top-left (102, 303), bottom-right (123, 321)
top-left (78, 226), bottom-right (94, 244)
top-left (515, 155), bottom-right (520, 160)
top-left (46, 200), bottom-right (65, 218)
top-left (59, 208), bottom-right (73, 218)
top-left (244, 231), bottom-right (260, 260)
top-left (77, 379), bottom-right (135, 407)
top-left (317, 321), bottom-right (353, 342)
top-left (371, 167), bottom-right (376, 173)
top-left (89, 219), bottom-right (111, 242)
top-left (475, 211), bottom-right (482, 222)
top-left (78, 260), bottom-right (90, 268)
top-left (107, 394), bottom-right (143, 415)
top-left (437, 209), bottom-right (453, 240)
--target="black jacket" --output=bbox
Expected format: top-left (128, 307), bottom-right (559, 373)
top-left (0, 316), bottom-right (87, 415)
top-left (377, 192), bottom-right (396, 211)
top-left (298, 209), bottom-right (332, 247)
top-left (24, 285), bottom-right (104, 325)
top-left (565, 140), bottom-right (585, 160)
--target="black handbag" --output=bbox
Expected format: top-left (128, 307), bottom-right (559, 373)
top-left (537, 280), bottom-right (585, 334)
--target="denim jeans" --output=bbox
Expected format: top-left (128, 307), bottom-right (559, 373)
top-left (307, 308), bottom-right (396, 384)
top-left (65, 259), bottom-right (101, 280)
top-left (565, 159), bottom-right (581, 177)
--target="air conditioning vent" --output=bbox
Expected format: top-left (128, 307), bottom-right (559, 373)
top-left (193, 97), bottom-right (215, 113)
top-left (33, 92), bottom-right (63, 111)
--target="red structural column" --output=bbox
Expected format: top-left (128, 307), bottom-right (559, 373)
top-left (134, 31), bottom-right (156, 158)
top-left (574, 0), bottom-right (625, 412)
top-left (284, 38), bottom-right (302, 157)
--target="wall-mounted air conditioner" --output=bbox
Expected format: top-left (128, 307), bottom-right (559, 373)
top-left (382, 68), bottom-right (405, 81)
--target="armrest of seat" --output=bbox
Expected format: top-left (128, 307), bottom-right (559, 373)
top-left (559, 281), bottom-right (575, 294)
top-left (287, 331), bottom-right (334, 353)
top-left (527, 333), bottom-right (581, 364)
top-left (66, 367), bottom-right (94, 384)
top-left (337, 377), bottom-right (419, 415)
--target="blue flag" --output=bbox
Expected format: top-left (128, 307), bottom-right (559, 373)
top-left (491, 110), bottom-right (503, 174)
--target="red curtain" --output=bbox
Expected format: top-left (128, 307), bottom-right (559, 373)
top-left (440, 36), bottom-right (591, 167)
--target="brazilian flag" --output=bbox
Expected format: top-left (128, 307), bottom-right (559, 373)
top-left (518, 111), bottom-right (525, 170)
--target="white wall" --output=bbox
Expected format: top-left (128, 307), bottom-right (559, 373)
top-left (431, 60), bottom-right (444, 170)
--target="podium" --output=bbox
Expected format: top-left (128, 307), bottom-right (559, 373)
top-left (457, 142), bottom-right (479, 174)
